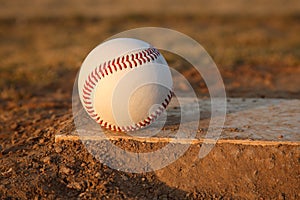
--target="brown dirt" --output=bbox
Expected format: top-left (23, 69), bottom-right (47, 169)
top-left (0, 1), bottom-right (299, 199)
top-left (156, 143), bottom-right (300, 199)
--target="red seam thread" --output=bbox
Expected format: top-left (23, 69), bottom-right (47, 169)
top-left (111, 59), bottom-right (117, 71)
top-left (82, 47), bottom-right (173, 132)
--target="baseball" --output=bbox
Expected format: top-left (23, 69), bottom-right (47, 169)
top-left (78, 38), bottom-right (173, 132)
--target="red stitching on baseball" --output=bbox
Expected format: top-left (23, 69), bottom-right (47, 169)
top-left (83, 94), bottom-right (90, 100)
top-left (107, 61), bottom-right (112, 74)
top-left (111, 59), bottom-right (117, 71)
top-left (147, 49), bottom-right (156, 60)
top-left (83, 101), bottom-right (92, 105)
top-left (120, 56), bottom-right (125, 69)
top-left (125, 55), bottom-right (129, 68)
top-left (136, 53), bottom-right (142, 65)
top-left (116, 57), bottom-right (122, 70)
top-left (83, 87), bottom-right (91, 95)
top-left (142, 51), bottom-right (149, 62)
top-left (82, 47), bottom-right (173, 132)
top-left (139, 52), bottom-right (146, 63)
top-left (87, 109), bottom-right (95, 114)
top-left (83, 86), bottom-right (91, 94)
top-left (94, 67), bottom-right (101, 80)
top-left (99, 64), bottom-right (105, 77)
top-left (138, 122), bottom-right (144, 126)
top-left (131, 54), bottom-right (137, 67)
top-left (150, 113), bottom-right (156, 118)
top-left (90, 113), bottom-right (98, 118)
top-left (91, 71), bottom-right (98, 83)
top-left (88, 75), bottom-right (95, 86)
top-left (85, 80), bottom-right (93, 89)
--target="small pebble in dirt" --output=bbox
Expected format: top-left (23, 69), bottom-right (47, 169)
top-left (2, 168), bottom-right (13, 176)
top-left (253, 170), bottom-right (258, 176)
top-left (67, 182), bottom-right (82, 190)
top-left (32, 144), bottom-right (39, 150)
top-left (278, 193), bottom-right (286, 200)
top-left (54, 146), bottom-right (63, 153)
top-left (42, 156), bottom-right (51, 164)
top-left (10, 122), bottom-right (18, 130)
top-left (95, 172), bottom-right (101, 178)
top-left (33, 129), bottom-right (41, 136)
top-left (197, 129), bottom-right (204, 133)
top-left (39, 138), bottom-right (45, 144)
top-left (60, 166), bottom-right (72, 174)
top-left (79, 193), bottom-right (85, 198)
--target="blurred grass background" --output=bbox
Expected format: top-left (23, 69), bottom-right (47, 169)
top-left (0, 0), bottom-right (299, 105)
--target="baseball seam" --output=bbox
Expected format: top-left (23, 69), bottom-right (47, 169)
top-left (82, 47), bottom-right (173, 132)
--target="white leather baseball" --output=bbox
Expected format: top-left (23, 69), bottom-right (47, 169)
top-left (78, 38), bottom-right (173, 132)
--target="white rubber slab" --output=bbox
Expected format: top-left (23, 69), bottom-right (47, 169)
top-left (55, 98), bottom-right (300, 145)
